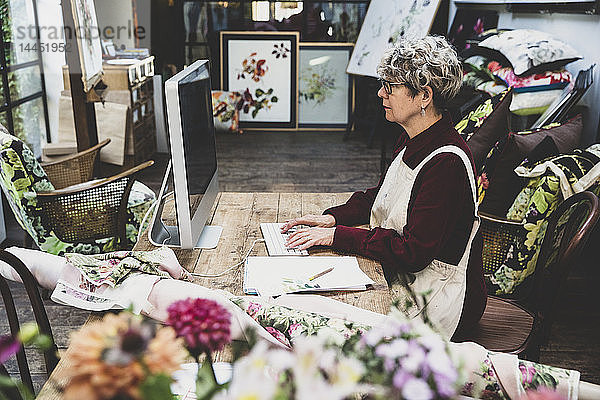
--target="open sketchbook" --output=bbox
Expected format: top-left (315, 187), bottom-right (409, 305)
top-left (244, 256), bottom-right (375, 296)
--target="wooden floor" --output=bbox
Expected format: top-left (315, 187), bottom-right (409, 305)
top-left (1, 129), bottom-right (599, 393)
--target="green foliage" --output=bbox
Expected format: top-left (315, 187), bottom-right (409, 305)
top-left (139, 373), bottom-right (176, 400)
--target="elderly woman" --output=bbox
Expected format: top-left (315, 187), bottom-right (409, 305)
top-left (283, 35), bottom-right (486, 338)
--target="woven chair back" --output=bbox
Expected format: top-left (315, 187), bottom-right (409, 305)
top-left (531, 191), bottom-right (599, 336)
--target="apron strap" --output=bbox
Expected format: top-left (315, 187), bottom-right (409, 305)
top-left (414, 145), bottom-right (479, 216)
top-left (413, 145), bottom-right (481, 268)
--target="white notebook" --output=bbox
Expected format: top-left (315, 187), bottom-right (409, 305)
top-left (244, 256), bottom-right (375, 296)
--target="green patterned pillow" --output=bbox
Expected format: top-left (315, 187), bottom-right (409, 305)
top-left (455, 88), bottom-right (513, 172)
top-left (487, 148), bottom-right (600, 295)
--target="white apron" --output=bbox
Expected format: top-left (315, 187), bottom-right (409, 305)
top-left (370, 145), bottom-right (480, 338)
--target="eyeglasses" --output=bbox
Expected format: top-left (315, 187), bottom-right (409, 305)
top-left (378, 78), bottom-right (404, 95)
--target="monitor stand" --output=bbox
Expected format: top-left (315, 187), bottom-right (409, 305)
top-left (194, 225), bottom-right (223, 249)
top-left (151, 223), bottom-right (223, 249)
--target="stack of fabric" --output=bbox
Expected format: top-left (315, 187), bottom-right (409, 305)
top-left (461, 29), bottom-right (582, 117)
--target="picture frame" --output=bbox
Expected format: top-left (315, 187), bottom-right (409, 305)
top-left (70, 0), bottom-right (104, 93)
top-left (347, 0), bottom-right (442, 78)
top-left (298, 43), bottom-right (355, 130)
top-left (220, 31), bottom-right (299, 130)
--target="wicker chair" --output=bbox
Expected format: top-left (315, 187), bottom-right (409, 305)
top-left (41, 139), bottom-right (110, 190)
top-left (0, 127), bottom-right (155, 255)
top-left (0, 250), bottom-right (59, 395)
top-left (454, 191), bottom-right (600, 361)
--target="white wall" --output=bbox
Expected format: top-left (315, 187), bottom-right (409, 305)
top-left (38, 0), bottom-right (66, 143)
top-left (95, 0), bottom-right (135, 50)
top-left (449, 2), bottom-right (600, 146)
top-left (38, 0), bottom-right (144, 143)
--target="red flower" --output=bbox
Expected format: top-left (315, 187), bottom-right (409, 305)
top-left (166, 298), bottom-right (231, 357)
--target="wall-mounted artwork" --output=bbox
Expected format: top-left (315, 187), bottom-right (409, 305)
top-left (220, 31), bottom-right (299, 129)
top-left (70, 0), bottom-right (103, 92)
top-left (298, 43), bottom-right (354, 130)
top-left (346, 0), bottom-right (442, 78)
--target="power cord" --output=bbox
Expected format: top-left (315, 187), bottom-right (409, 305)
top-left (136, 191), bottom-right (175, 245)
top-left (190, 238), bottom-right (265, 278)
top-left (139, 191), bottom-right (263, 279)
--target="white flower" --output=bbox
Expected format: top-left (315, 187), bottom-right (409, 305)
top-left (235, 341), bottom-right (270, 374)
top-left (296, 375), bottom-right (343, 400)
top-left (362, 328), bottom-right (384, 346)
top-left (292, 336), bottom-right (326, 387)
top-left (317, 348), bottom-right (338, 372)
top-left (330, 356), bottom-right (365, 390)
top-left (266, 348), bottom-right (295, 372)
top-left (426, 349), bottom-right (457, 380)
top-left (226, 374), bottom-right (278, 400)
top-left (401, 345), bottom-right (426, 374)
top-left (316, 326), bottom-right (346, 346)
top-left (375, 338), bottom-right (409, 359)
top-left (401, 377), bottom-right (434, 400)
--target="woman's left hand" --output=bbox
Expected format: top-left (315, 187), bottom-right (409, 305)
top-left (285, 227), bottom-right (335, 250)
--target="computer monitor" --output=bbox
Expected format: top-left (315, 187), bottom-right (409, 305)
top-left (148, 59), bottom-right (222, 249)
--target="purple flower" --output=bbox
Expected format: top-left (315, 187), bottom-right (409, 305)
top-left (461, 382), bottom-right (474, 396)
top-left (0, 335), bottom-right (20, 364)
top-left (393, 370), bottom-right (412, 389)
top-left (435, 372), bottom-right (458, 398)
top-left (520, 364), bottom-right (537, 385)
top-left (384, 357), bottom-right (396, 372)
top-left (166, 298), bottom-right (231, 356)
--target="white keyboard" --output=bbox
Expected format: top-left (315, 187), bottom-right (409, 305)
top-left (260, 223), bottom-right (309, 256)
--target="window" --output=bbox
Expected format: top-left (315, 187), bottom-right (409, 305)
top-left (0, 0), bottom-right (50, 157)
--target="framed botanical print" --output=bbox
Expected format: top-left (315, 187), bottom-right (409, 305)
top-left (70, 0), bottom-right (104, 93)
top-left (220, 31), bottom-right (299, 129)
top-left (298, 43), bottom-right (354, 130)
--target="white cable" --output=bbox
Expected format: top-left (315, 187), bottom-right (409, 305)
top-left (136, 191), bottom-right (174, 245)
top-left (190, 238), bottom-right (265, 278)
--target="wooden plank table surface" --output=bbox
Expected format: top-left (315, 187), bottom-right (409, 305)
top-left (37, 193), bottom-right (390, 399)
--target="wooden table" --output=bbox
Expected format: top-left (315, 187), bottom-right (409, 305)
top-left (37, 193), bottom-right (390, 399)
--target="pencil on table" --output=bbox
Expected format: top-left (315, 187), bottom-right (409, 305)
top-left (308, 267), bottom-right (334, 281)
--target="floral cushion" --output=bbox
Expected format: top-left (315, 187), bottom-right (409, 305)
top-left (478, 29), bottom-right (581, 76)
top-left (455, 88), bottom-right (512, 172)
top-left (479, 115), bottom-right (582, 215)
top-left (486, 147), bottom-right (600, 295)
top-left (212, 90), bottom-right (242, 133)
top-left (489, 65), bottom-right (572, 93)
top-left (0, 126), bottom-right (155, 255)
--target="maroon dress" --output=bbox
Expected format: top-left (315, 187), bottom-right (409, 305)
top-left (324, 114), bottom-right (486, 333)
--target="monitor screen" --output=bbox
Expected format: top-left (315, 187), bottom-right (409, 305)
top-left (177, 65), bottom-right (217, 215)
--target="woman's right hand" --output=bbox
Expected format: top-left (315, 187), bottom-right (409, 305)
top-left (280, 214), bottom-right (336, 233)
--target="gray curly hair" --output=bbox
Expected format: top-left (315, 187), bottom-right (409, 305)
top-left (377, 35), bottom-right (463, 110)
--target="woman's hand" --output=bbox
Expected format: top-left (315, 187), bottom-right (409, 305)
top-left (285, 227), bottom-right (335, 250)
top-left (280, 214), bottom-right (336, 233)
